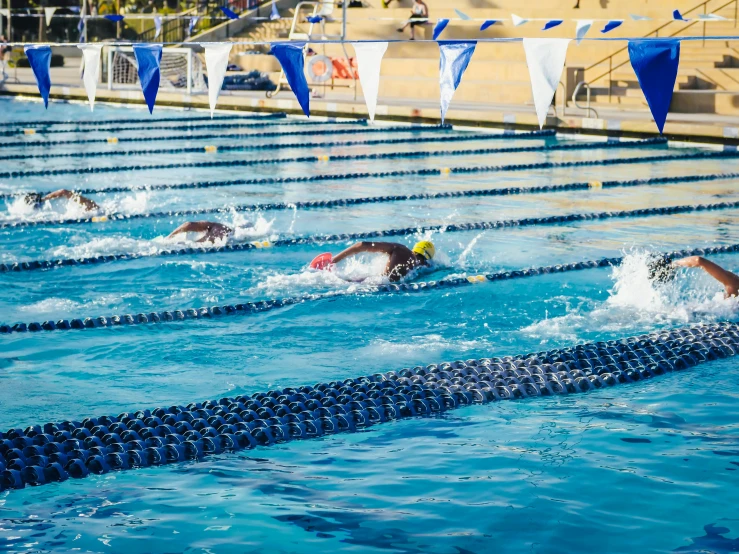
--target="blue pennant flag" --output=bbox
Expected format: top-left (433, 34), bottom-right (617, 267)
top-left (438, 41), bottom-right (476, 123)
top-left (433, 19), bottom-right (450, 40)
top-left (307, 15), bottom-right (323, 23)
top-left (133, 44), bottom-right (163, 114)
top-left (673, 9), bottom-right (689, 21)
top-left (271, 42), bottom-right (310, 117)
top-left (24, 45), bottom-right (52, 108)
top-left (628, 39), bottom-right (680, 134)
top-left (601, 20), bottom-right (623, 33)
top-left (77, 17), bottom-right (85, 41)
top-left (480, 19), bottom-right (498, 30)
top-left (270, 0), bottom-right (280, 20)
top-left (220, 6), bottom-right (238, 19)
top-left (542, 19), bottom-right (563, 30)
top-left (188, 15), bottom-right (199, 34)
top-left (105, 14), bottom-right (124, 22)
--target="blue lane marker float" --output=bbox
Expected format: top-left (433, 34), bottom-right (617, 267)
top-left (0, 129), bottom-right (554, 163)
top-left (1, 243), bottom-right (737, 334)
top-left (1, 320), bottom-right (736, 490)
top-left (0, 122), bottom-right (444, 150)
top-left (1, 148), bottom-right (729, 198)
top-left (0, 137), bottom-right (665, 181)
top-left (2, 112), bottom-right (287, 129)
top-left (1, 200), bottom-right (737, 275)
top-left (0, 117), bottom-right (361, 139)
top-left (0, 166), bottom-right (729, 231)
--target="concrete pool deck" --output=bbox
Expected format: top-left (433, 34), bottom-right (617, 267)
top-left (4, 65), bottom-right (739, 146)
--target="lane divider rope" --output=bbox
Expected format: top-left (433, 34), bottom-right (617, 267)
top-left (0, 137), bottom-right (665, 181)
top-left (2, 200), bottom-right (738, 274)
top-left (1, 320), bottom-right (736, 490)
top-left (0, 122), bottom-right (443, 150)
top-left (0, 165), bottom-right (725, 231)
top-left (3, 112), bottom-right (287, 129)
top-left (0, 117), bottom-right (362, 139)
top-left (0, 129), bottom-right (554, 163)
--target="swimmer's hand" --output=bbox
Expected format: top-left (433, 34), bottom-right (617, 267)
top-left (673, 256), bottom-right (703, 268)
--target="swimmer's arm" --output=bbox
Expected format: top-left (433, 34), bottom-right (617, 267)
top-left (41, 189), bottom-right (99, 211)
top-left (675, 256), bottom-right (739, 296)
top-left (168, 221), bottom-right (232, 241)
top-left (332, 241), bottom-right (400, 264)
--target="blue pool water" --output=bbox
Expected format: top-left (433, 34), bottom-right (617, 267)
top-left (1, 97), bottom-right (739, 553)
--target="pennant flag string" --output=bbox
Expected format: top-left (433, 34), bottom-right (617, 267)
top-left (438, 41), bottom-right (476, 123)
top-left (352, 41), bottom-right (388, 122)
top-left (24, 45), bottom-right (52, 109)
top-left (132, 43), bottom-right (163, 114)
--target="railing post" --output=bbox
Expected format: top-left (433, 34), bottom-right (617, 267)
top-left (608, 57), bottom-right (612, 102)
top-left (186, 48), bottom-right (192, 95)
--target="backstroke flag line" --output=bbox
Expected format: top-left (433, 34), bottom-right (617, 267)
top-left (24, 45), bottom-right (52, 109)
top-left (352, 41), bottom-right (388, 122)
top-left (271, 42), bottom-right (310, 117)
top-left (78, 44), bottom-right (103, 111)
top-left (438, 41), bottom-right (476, 123)
top-left (523, 38), bottom-right (570, 128)
top-left (628, 39), bottom-right (680, 133)
top-left (132, 44), bottom-right (163, 114)
top-left (204, 43), bottom-right (233, 117)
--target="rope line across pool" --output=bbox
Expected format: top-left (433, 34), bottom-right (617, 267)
top-left (1, 242), bottom-right (738, 334)
top-left (1, 166), bottom-right (732, 231)
top-left (1, 200), bottom-right (738, 274)
top-left (0, 129), bottom-right (555, 163)
top-left (0, 136), bottom-right (664, 184)
top-left (1, 321), bottom-right (736, 490)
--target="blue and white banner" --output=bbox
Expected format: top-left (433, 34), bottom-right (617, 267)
top-left (132, 44), bottom-right (163, 114)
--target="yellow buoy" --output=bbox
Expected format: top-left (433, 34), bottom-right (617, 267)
top-left (24, 129), bottom-right (36, 135)
top-left (589, 180), bottom-right (603, 189)
top-left (251, 240), bottom-right (272, 249)
top-left (91, 215), bottom-right (109, 223)
top-left (107, 137), bottom-right (119, 144)
top-left (317, 155), bottom-right (330, 161)
top-left (466, 275), bottom-right (486, 283)
top-left (204, 145), bottom-right (217, 153)
top-left (440, 167), bottom-right (451, 175)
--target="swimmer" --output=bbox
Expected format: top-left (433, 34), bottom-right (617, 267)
top-left (673, 255), bottom-right (739, 298)
top-left (167, 220), bottom-right (253, 244)
top-left (323, 240), bottom-right (435, 282)
top-left (23, 189), bottom-right (100, 212)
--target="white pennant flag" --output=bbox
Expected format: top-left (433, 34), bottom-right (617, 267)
top-left (154, 16), bottom-right (162, 39)
top-left (629, 14), bottom-right (652, 21)
top-left (204, 43), bottom-right (232, 117)
top-left (0, 9), bottom-right (8, 17)
top-left (575, 20), bottom-right (592, 45)
top-left (523, 38), bottom-right (570, 129)
top-left (78, 44), bottom-right (102, 111)
top-left (699, 13), bottom-right (728, 20)
top-left (44, 7), bottom-right (57, 26)
top-left (352, 42), bottom-right (388, 122)
top-left (511, 14), bottom-right (528, 26)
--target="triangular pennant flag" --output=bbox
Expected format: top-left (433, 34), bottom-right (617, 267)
top-left (575, 20), bottom-right (593, 44)
top-left (699, 13), bottom-right (728, 20)
top-left (221, 6), bottom-right (239, 19)
top-left (204, 43), bottom-right (232, 117)
top-left (454, 9), bottom-right (470, 20)
top-left (480, 19), bottom-right (498, 30)
top-left (78, 44), bottom-right (102, 111)
top-left (630, 14), bottom-right (652, 21)
top-left (132, 44), bottom-right (162, 114)
top-left (352, 41), bottom-right (388, 122)
top-left (307, 15), bottom-right (323, 23)
top-left (0, 9), bottom-right (8, 17)
top-left (511, 14), bottom-right (528, 26)
top-left (628, 39), bottom-right (680, 134)
top-left (673, 9), bottom-right (689, 21)
top-left (154, 16), bottom-right (162, 39)
top-left (44, 7), bottom-right (57, 26)
top-left (542, 19), bottom-right (563, 30)
top-left (270, 0), bottom-right (280, 20)
top-left (188, 16), bottom-right (199, 34)
top-left (271, 42), bottom-right (310, 116)
top-left (24, 45), bottom-right (52, 108)
top-left (105, 14), bottom-right (124, 22)
top-left (438, 41), bottom-right (476, 123)
top-left (433, 19), bottom-right (449, 40)
top-left (601, 20), bottom-right (623, 33)
top-left (522, 38), bottom-right (570, 128)
top-left (77, 16), bottom-right (85, 38)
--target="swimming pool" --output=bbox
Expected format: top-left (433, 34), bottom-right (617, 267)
top-left (1, 96), bottom-right (738, 553)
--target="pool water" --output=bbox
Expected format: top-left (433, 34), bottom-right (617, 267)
top-left (1, 97), bottom-right (738, 553)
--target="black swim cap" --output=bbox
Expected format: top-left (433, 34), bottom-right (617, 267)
top-left (22, 192), bottom-right (43, 208)
top-left (647, 254), bottom-right (676, 284)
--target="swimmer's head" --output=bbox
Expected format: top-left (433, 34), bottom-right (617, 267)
top-left (412, 240), bottom-right (435, 263)
top-left (647, 254), bottom-right (676, 284)
top-left (22, 192), bottom-right (43, 209)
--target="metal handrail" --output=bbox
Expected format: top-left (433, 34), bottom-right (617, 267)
top-left (584, 0), bottom-right (738, 91)
top-left (572, 81), bottom-right (599, 118)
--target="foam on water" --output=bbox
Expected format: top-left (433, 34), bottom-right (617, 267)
top-left (522, 249), bottom-right (739, 343)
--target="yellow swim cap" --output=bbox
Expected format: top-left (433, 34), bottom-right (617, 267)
top-left (412, 240), bottom-right (435, 261)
